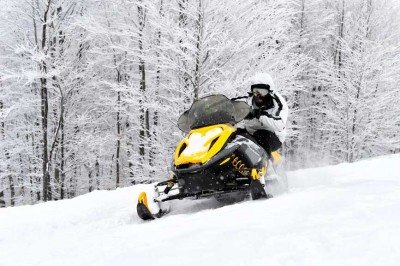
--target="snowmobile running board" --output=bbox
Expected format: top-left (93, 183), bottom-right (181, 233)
top-left (155, 185), bottom-right (251, 202)
top-left (136, 185), bottom-right (251, 221)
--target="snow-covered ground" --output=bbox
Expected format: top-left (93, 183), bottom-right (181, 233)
top-left (1, 155), bottom-right (400, 266)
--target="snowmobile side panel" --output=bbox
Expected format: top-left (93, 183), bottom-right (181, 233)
top-left (177, 170), bottom-right (231, 194)
top-left (172, 134), bottom-right (270, 196)
top-left (175, 156), bottom-right (250, 195)
top-left (219, 157), bottom-right (231, 165)
top-left (234, 135), bottom-right (267, 166)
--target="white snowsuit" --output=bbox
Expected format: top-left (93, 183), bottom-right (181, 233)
top-left (240, 73), bottom-right (289, 143)
top-left (244, 91), bottom-right (289, 143)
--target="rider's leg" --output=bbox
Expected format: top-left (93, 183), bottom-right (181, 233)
top-left (252, 130), bottom-right (282, 157)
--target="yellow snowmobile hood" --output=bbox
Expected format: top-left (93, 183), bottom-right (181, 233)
top-left (174, 124), bottom-right (236, 166)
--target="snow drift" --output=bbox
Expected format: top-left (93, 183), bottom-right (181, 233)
top-left (1, 154), bottom-right (400, 265)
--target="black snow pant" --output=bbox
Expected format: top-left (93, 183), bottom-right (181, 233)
top-left (237, 129), bottom-right (282, 156)
top-left (252, 130), bottom-right (282, 155)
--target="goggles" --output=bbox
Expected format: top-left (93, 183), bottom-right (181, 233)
top-left (251, 84), bottom-right (271, 96)
top-left (252, 88), bottom-right (270, 97)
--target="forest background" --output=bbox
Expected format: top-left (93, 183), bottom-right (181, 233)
top-left (1, 0), bottom-right (399, 207)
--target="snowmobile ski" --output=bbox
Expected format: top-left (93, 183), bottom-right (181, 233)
top-left (137, 191), bottom-right (171, 221)
top-left (137, 192), bottom-right (155, 220)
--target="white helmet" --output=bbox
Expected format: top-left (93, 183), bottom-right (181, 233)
top-left (248, 73), bottom-right (275, 94)
top-left (248, 73), bottom-right (275, 108)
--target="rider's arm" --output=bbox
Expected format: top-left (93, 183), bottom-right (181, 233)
top-left (259, 93), bottom-right (288, 132)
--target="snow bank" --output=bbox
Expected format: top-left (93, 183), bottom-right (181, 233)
top-left (1, 155), bottom-right (400, 265)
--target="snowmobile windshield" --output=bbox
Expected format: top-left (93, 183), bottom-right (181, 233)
top-left (177, 94), bottom-right (250, 132)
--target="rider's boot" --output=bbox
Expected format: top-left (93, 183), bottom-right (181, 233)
top-left (250, 176), bottom-right (273, 200)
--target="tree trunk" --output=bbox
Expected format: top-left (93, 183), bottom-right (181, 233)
top-left (138, 1), bottom-right (149, 176)
top-left (116, 88), bottom-right (121, 187)
top-left (289, 0), bottom-right (306, 167)
top-left (54, 167), bottom-right (60, 199)
top-left (87, 165), bottom-right (94, 193)
top-left (4, 143), bottom-right (15, 206)
top-left (95, 160), bottom-right (100, 190)
top-left (60, 108), bottom-right (65, 199)
top-left (0, 100), bottom-right (5, 207)
top-left (150, 0), bottom-right (164, 172)
top-left (33, 125), bottom-right (41, 201)
top-left (178, 0), bottom-right (190, 97)
top-left (40, 75), bottom-right (50, 201)
top-left (0, 190), bottom-right (5, 208)
top-left (335, 0), bottom-right (347, 161)
top-left (40, 0), bottom-right (52, 202)
top-left (193, 0), bottom-right (202, 100)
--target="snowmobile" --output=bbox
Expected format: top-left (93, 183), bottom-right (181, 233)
top-left (137, 94), bottom-right (288, 220)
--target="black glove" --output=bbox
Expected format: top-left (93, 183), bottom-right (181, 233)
top-left (245, 108), bottom-right (260, 120)
top-left (258, 109), bottom-right (282, 120)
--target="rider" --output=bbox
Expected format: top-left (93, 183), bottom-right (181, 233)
top-left (243, 73), bottom-right (289, 160)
